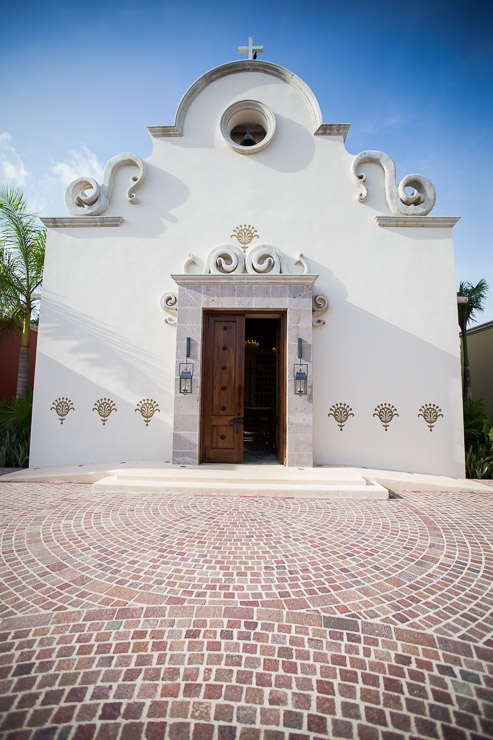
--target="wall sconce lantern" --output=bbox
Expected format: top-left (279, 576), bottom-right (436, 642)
top-left (179, 337), bottom-right (194, 394)
top-left (294, 337), bottom-right (308, 396)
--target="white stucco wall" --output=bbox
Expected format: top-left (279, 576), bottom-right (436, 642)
top-left (31, 62), bottom-right (464, 476)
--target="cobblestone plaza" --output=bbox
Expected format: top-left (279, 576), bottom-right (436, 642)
top-left (1, 481), bottom-right (492, 739)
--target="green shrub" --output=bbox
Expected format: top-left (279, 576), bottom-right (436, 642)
top-left (0, 428), bottom-right (30, 467)
top-left (463, 399), bottom-right (493, 478)
top-left (0, 390), bottom-right (32, 468)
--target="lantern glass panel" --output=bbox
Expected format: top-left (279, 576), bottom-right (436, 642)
top-left (294, 367), bottom-right (307, 396)
top-left (179, 365), bottom-right (193, 394)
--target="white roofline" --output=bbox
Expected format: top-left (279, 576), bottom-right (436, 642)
top-left (148, 60), bottom-right (324, 137)
top-left (466, 319), bottom-right (493, 335)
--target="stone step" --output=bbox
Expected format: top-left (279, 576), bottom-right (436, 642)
top-left (92, 467), bottom-right (388, 499)
top-left (101, 464), bottom-right (370, 483)
top-left (115, 477), bottom-right (373, 488)
top-left (2, 462), bottom-right (489, 494)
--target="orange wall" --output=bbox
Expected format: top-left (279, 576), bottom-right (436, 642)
top-left (0, 324), bottom-right (38, 401)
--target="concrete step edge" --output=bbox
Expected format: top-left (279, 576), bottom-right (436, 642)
top-left (92, 476), bottom-right (388, 498)
top-left (111, 478), bottom-right (370, 487)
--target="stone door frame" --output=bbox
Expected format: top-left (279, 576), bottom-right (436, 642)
top-left (171, 273), bottom-right (317, 467)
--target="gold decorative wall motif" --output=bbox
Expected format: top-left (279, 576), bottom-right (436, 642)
top-left (418, 403), bottom-right (443, 431)
top-left (135, 399), bottom-right (160, 426)
top-left (328, 403), bottom-right (354, 431)
top-left (230, 224), bottom-right (259, 251)
top-left (50, 397), bottom-right (75, 424)
top-left (93, 398), bottom-right (117, 425)
top-left (373, 403), bottom-right (399, 431)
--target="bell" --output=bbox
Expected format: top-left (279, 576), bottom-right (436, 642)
top-left (240, 130), bottom-right (256, 147)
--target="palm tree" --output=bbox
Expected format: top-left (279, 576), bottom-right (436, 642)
top-left (0, 187), bottom-right (45, 397)
top-left (457, 279), bottom-right (489, 402)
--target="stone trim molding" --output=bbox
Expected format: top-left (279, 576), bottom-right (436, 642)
top-left (171, 273), bottom-right (318, 286)
top-left (375, 216), bottom-right (461, 228)
top-left (164, 278), bottom-right (328, 329)
top-left (148, 60), bottom-right (324, 136)
top-left (147, 125), bottom-right (183, 137)
top-left (314, 123), bottom-right (351, 141)
top-left (40, 217), bottom-right (124, 229)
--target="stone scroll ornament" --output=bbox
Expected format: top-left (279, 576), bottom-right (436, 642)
top-left (160, 292), bottom-right (178, 326)
top-left (351, 150), bottom-right (436, 216)
top-left (186, 245), bottom-right (309, 276)
top-left (65, 153), bottom-right (146, 216)
top-left (206, 245), bottom-right (245, 274)
top-left (312, 295), bottom-right (329, 328)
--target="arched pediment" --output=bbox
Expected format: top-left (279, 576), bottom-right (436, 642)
top-left (148, 60), bottom-right (323, 137)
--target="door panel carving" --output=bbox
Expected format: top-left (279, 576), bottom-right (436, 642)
top-left (202, 315), bottom-right (245, 463)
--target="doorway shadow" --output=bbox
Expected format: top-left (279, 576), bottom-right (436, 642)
top-left (243, 448), bottom-right (279, 465)
top-left (244, 317), bottom-right (280, 464)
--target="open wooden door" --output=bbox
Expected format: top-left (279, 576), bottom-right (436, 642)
top-left (275, 314), bottom-right (286, 464)
top-left (201, 314), bottom-right (245, 463)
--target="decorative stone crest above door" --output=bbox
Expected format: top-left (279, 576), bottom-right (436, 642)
top-left (161, 245), bottom-right (329, 330)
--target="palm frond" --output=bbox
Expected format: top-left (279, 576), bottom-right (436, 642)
top-left (457, 279), bottom-right (489, 328)
top-left (0, 187), bottom-right (45, 325)
top-left (0, 189), bottom-right (44, 261)
top-left (0, 312), bottom-right (23, 336)
top-left (0, 390), bottom-right (33, 434)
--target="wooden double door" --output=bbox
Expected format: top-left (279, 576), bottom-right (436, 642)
top-left (201, 313), bottom-right (286, 464)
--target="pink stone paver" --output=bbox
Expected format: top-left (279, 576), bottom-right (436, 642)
top-left (0, 482), bottom-right (492, 739)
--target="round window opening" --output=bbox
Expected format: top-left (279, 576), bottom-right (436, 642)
top-left (230, 124), bottom-right (267, 147)
top-left (220, 100), bottom-right (276, 155)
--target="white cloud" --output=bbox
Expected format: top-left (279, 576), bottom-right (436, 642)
top-left (0, 139), bottom-right (105, 216)
top-left (0, 132), bottom-right (29, 186)
top-left (51, 145), bottom-right (104, 188)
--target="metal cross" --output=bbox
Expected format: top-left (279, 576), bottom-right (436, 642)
top-left (238, 36), bottom-right (263, 60)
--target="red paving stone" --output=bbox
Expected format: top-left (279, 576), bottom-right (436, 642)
top-left (0, 482), bottom-right (492, 739)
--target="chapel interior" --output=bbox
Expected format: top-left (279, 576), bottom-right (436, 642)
top-left (243, 317), bottom-right (279, 463)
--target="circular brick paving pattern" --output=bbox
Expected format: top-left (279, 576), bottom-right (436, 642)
top-left (1, 486), bottom-right (492, 642)
top-left (0, 482), bottom-right (492, 739)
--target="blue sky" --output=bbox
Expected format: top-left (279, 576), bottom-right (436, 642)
top-left (1, 0), bottom-right (492, 320)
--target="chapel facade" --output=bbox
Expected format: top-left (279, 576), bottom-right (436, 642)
top-left (32, 45), bottom-right (464, 476)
